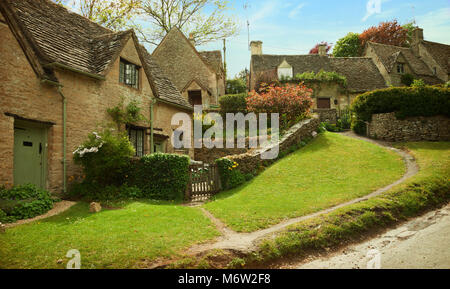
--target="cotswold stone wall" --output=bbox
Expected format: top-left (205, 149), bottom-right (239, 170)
top-left (368, 113), bottom-right (450, 142)
top-left (225, 117), bottom-right (320, 175)
top-left (313, 109), bottom-right (337, 124)
top-left (194, 147), bottom-right (248, 163)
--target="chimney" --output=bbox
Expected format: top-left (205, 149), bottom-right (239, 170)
top-left (318, 44), bottom-right (327, 57)
top-left (412, 27), bottom-right (424, 45)
top-left (189, 33), bottom-right (196, 46)
top-left (250, 41), bottom-right (263, 56)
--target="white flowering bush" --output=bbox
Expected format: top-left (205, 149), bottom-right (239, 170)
top-left (73, 129), bottom-right (135, 185)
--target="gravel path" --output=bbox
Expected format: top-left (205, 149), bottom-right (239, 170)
top-left (4, 201), bottom-right (77, 228)
top-left (186, 132), bottom-right (419, 254)
top-left (292, 204), bottom-right (450, 269)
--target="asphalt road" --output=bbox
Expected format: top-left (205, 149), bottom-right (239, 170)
top-left (293, 204), bottom-right (450, 269)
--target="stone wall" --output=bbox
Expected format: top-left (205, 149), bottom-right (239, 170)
top-left (226, 117), bottom-right (320, 175)
top-left (314, 109), bottom-right (337, 124)
top-left (368, 113), bottom-right (450, 142)
top-left (194, 147), bottom-right (248, 164)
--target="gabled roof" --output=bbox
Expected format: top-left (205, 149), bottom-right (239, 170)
top-left (251, 54), bottom-right (387, 92)
top-left (366, 42), bottom-right (435, 76)
top-left (0, 0), bottom-right (191, 110)
top-left (199, 50), bottom-right (224, 75)
top-left (421, 40), bottom-right (450, 74)
top-left (152, 27), bottom-right (218, 76)
top-left (182, 78), bottom-right (213, 95)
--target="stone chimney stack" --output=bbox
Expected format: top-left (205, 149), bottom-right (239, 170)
top-left (250, 41), bottom-right (263, 56)
top-left (412, 27), bottom-right (424, 45)
top-left (318, 44), bottom-right (327, 57)
top-left (189, 33), bottom-right (196, 46)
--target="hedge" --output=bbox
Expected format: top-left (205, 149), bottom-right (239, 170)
top-left (219, 93), bottom-right (248, 115)
top-left (351, 86), bottom-right (450, 123)
top-left (0, 184), bottom-right (54, 223)
top-left (128, 153), bottom-right (190, 201)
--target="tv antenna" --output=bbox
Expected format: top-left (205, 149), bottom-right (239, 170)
top-left (244, 1), bottom-right (251, 50)
top-left (411, 5), bottom-right (416, 24)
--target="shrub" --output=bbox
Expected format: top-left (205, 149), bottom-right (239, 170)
top-left (294, 70), bottom-right (347, 88)
top-left (323, 122), bottom-right (342, 132)
top-left (445, 81), bottom-right (450, 89)
top-left (351, 86), bottom-right (450, 134)
top-left (337, 107), bottom-right (352, 130)
top-left (411, 79), bottom-right (425, 88)
top-left (247, 84), bottom-right (314, 130)
top-left (219, 93), bottom-right (248, 115)
top-left (68, 182), bottom-right (143, 201)
top-left (0, 184), bottom-right (53, 223)
top-left (73, 129), bottom-right (135, 186)
top-left (400, 73), bottom-right (414, 86)
top-left (128, 153), bottom-right (190, 201)
top-left (216, 158), bottom-right (246, 190)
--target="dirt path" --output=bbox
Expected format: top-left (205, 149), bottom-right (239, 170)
top-left (290, 204), bottom-right (450, 269)
top-left (4, 201), bottom-right (76, 228)
top-left (186, 132), bottom-right (419, 255)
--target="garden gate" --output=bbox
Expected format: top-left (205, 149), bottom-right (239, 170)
top-left (186, 163), bottom-right (221, 202)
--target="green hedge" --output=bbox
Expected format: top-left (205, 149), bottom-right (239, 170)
top-left (129, 153), bottom-right (190, 201)
top-left (219, 93), bottom-right (248, 115)
top-left (215, 158), bottom-right (246, 190)
top-left (0, 184), bottom-right (53, 223)
top-left (352, 86), bottom-right (450, 123)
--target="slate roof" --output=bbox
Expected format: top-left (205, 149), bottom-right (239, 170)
top-left (1, 0), bottom-right (191, 109)
top-left (199, 50), bottom-right (224, 75)
top-left (251, 54), bottom-right (387, 92)
top-left (421, 40), bottom-right (450, 74)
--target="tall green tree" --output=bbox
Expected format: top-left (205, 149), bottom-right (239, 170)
top-left (54, 0), bottom-right (140, 31)
top-left (402, 22), bottom-right (416, 46)
top-left (332, 32), bottom-right (362, 57)
top-left (134, 0), bottom-right (239, 46)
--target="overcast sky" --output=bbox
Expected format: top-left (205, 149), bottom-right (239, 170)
top-left (195, 0), bottom-right (450, 78)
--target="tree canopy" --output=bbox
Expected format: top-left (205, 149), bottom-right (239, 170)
top-left (359, 20), bottom-right (408, 47)
top-left (332, 32), bottom-right (362, 57)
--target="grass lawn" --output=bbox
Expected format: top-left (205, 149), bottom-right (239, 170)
top-left (0, 201), bottom-right (219, 269)
top-left (204, 132), bottom-right (406, 232)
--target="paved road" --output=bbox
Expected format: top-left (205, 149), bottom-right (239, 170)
top-left (293, 204), bottom-right (450, 269)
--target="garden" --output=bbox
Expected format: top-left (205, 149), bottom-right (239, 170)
top-left (0, 82), bottom-right (449, 269)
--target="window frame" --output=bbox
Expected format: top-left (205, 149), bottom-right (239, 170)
top-left (397, 63), bottom-right (405, 74)
top-left (119, 58), bottom-right (140, 89)
top-left (127, 126), bottom-right (145, 157)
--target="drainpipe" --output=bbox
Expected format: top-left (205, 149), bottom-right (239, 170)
top-left (57, 86), bottom-right (67, 194)
top-left (150, 97), bottom-right (157, 154)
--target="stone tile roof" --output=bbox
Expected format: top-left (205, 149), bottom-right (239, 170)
top-left (2, 0), bottom-right (191, 109)
top-left (199, 50), bottom-right (224, 75)
top-left (422, 40), bottom-right (450, 74)
top-left (367, 42), bottom-right (434, 76)
top-left (140, 46), bottom-right (192, 109)
top-left (251, 54), bottom-right (387, 92)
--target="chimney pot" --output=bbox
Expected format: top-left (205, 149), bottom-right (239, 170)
top-left (413, 27), bottom-right (424, 44)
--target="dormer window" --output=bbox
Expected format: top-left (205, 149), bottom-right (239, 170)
top-left (278, 60), bottom-right (293, 80)
top-left (119, 58), bottom-right (139, 89)
top-left (397, 63), bottom-right (405, 74)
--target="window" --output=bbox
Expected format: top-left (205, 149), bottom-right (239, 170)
top-left (278, 67), bottom-right (293, 79)
top-left (433, 67), bottom-right (437, 75)
top-left (317, 98), bottom-right (331, 109)
top-left (188, 90), bottom-right (202, 106)
top-left (127, 127), bottom-right (145, 157)
top-left (154, 142), bottom-right (165, 153)
top-left (397, 63), bottom-right (405, 74)
top-left (119, 59), bottom-right (139, 89)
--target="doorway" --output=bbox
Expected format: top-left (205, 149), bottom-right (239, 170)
top-left (13, 120), bottom-right (48, 189)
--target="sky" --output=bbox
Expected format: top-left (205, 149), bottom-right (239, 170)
top-left (195, 0), bottom-right (450, 78)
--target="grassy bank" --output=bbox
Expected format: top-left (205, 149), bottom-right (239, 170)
top-left (204, 132), bottom-right (405, 232)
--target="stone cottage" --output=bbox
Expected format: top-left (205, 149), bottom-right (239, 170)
top-left (152, 27), bottom-right (226, 108)
top-left (363, 28), bottom-right (447, 86)
top-left (249, 42), bottom-right (387, 122)
top-left (0, 0), bottom-right (193, 194)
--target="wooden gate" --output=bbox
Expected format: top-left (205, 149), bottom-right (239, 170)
top-left (186, 164), bottom-right (221, 202)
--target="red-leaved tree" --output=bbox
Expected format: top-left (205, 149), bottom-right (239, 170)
top-left (247, 83), bottom-right (313, 130)
top-left (359, 20), bottom-right (408, 47)
top-left (309, 42), bottom-right (332, 54)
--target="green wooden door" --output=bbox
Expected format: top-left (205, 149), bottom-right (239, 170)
top-left (13, 125), bottom-right (47, 189)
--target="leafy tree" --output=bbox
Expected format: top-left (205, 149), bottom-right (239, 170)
top-left (332, 32), bottom-right (362, 57)
top-left (402, 22), bottom-right (416, 46)
top-left (134, 0), bottom-right (239, 46)
top-left (359, 20), bottom-right (408, 47)
top-left (309, 42), bottom-right (332, 54)
top-left (53, 0), bottom-right (140, 31)
top-left (226, 69), bottom-right (248, 94)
